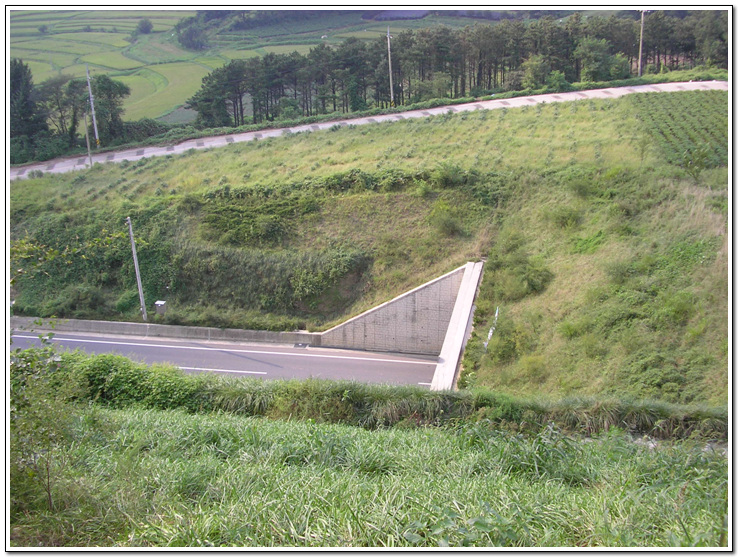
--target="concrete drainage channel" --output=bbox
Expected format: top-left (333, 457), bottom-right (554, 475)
top-left (10, 261), bottom-right (484, 391)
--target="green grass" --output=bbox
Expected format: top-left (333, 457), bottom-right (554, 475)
top-left (220, 48), bottom-right (261, 60)
top-left (9, 402), bottom-right (728, 547)
top-left (8, 332), bottom-right (728, 548)
top-left (119, 63), bottom-right (212, 120)
top-left (53, 31), bottom-right (132, 47)
top-left (459, 91), bottom-right (728, 406)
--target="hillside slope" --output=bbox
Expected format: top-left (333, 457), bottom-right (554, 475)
top-left (9, 89), bottom-right (729, 405)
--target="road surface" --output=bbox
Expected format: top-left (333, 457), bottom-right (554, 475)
top-left (10, 331), bottom-right (437, 386)
top-left (8, 81), bottom-right (728, 181)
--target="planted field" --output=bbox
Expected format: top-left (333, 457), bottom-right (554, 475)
top-left (18, 37), bottom-right (103, 55)
top-left (193, 55), bottom-right (229, 69)
top-left (128, 62), bottom-right (212, 119)
top-left (53, 31), bottom-right (132, 47)
top-left (629, 90), bottom-right (729, 167)
top-left (260, 44), bottom-right (315, 55)
top-left (8, 10), bottom-right (197, 120)
top-left (80, 51), bottom-right (144, 70)
top-left (10, 48), bottom-right (79, 68)
top-left (20, 60), bottom-right (57, 83)
top-left (220, 49), bottom-right (262, 60)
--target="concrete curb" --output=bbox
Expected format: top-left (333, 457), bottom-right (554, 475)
top-left (431, 261), bottom-right (485, 391)
top-left (9, 316), bottom-right (320, 346)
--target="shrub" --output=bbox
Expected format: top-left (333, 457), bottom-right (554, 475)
top-left (10, 341), bottom-right (83, 511)
top-left (430, 162), bottom-right (466, 189)
top-left (428, 199), bottom-right (463, 236)
top-left (545, 204), bottom-right (582, 230)
top-left (9, 350), bottom-right (723, 440)
top-left (40, 284), bottom-right (111, 319)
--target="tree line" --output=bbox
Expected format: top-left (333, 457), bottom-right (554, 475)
top-left (185, 10), bottom-right (728, 127)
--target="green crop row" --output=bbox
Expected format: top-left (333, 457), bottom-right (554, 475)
top-left (629, 90), bottom-right (728, 167)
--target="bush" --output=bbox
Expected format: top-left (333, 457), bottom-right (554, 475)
top-left (136, 18), bottom-right (153, 34)
top-left (7, 349), bottom-right (722, 440)
top-left (10, 341), bottom-right (83, 511)
top-left (123, 118), bottom-right (172, 142)
top-left (40, 284), bottom-right (111, 319)
top-left (430, 162), bottom-right (464, 189)
top-left (428, 199), bottom-right (464, 236)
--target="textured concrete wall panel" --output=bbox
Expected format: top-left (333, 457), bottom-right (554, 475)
top-left (319, 266), bottom-right (466, 355)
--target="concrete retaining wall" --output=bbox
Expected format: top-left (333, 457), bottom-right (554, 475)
top-left (10, 262), bottom-right (482, 366)
top-left (319, 266), bottom-right (466, 355)
top-left (9, 316), bottom-right (319, 346)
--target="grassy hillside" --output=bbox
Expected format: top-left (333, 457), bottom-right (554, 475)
top-left (9, 89), bottom-right (729, 405)
top-left (10, 404), bottom-right (727, 547)
top-left (8, 347), bottom-right (728, 547)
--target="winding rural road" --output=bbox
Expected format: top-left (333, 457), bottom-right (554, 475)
top-left (8, 80), bottom-right (728, 181)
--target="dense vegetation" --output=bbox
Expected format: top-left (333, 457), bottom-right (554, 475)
top-left (458, 89), bottom-right (728, 406)
top-left (10, 87), bottom-right (728, 406)
top-left (8, 345), bottom-right (729, 547)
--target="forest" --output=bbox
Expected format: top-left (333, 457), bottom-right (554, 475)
top-left (182, 10), bottom-right (728, 126)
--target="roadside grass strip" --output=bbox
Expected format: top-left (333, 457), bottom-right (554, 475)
top-left (9, 405), bottom-right (728, 547)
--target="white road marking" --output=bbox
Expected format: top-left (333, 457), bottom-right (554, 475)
top-left (13, 335), bottom-right (435, 366)
top-left (179, 366), bottom-right (267, 375)
top-left (418, 382), bottom-right (432, 386)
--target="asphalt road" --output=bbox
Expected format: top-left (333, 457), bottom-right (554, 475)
top-left (10, 331), bottom-right (438, 386)
top-left (8, 80), bottom-right (728, 181)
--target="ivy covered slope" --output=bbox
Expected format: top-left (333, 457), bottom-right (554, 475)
top-left (10, 89), bottom-right (728, 404)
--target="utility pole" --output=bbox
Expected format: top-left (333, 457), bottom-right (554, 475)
top-left (387, 26), bottom-right (394, 107)
top-left (86, 64), bottom-right (100, 148)
top-left (126, 217), bottom-right (147, 322)
top-left (83, 110), bottom-right (93, 168)
top-left (638, 10), bottom-right (644, 77)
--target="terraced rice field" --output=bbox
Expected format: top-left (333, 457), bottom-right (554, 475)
top-left (8, 10), bottom-right (197, 120)
top-left (9, 9), bottom-right (497, 122)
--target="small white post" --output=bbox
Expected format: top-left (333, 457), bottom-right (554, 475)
top-left (483, 306), bottom-right (500, 350)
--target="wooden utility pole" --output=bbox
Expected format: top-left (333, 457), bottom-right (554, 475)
top-left (387, 26), bottom-right (394, 107)
top-left (126, 217), bottom-right (147, 322)
top-left (86, 64), bottom-right (100, 147)
top-left (83, 111), bottom-right (93, 167)
top-left (638, 10), bottom-right (646, 77)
